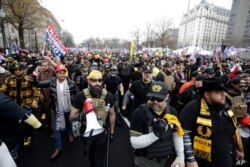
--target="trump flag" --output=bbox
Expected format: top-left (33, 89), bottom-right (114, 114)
top-left (45, 22), bottom-right (67, 57)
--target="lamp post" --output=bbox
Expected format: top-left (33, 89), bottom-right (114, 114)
top-left (0, 8), bottom-right (6, 49)
top-left (34, 28), bottom-right (38, 52)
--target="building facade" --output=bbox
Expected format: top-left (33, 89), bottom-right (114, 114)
top-left (225, 0), bottom-right (250, 47)
top-left (0, 0), bottom-right (61, 52)
top-left (178, 0), bottom-right (230, 51)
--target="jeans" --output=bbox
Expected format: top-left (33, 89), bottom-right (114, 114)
top-left (53, 112), bottom-right (73, 150)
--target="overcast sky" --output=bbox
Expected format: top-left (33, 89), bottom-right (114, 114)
top-left (41, 0), bottom-right (232, 44)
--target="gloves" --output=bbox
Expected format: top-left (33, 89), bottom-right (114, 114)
top-left (152, 119), bottom-right (168, 138)
top-left (24, 114), bottom-right (42, 129)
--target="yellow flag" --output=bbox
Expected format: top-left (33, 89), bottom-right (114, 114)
top-left (130, 40), bottom-right (135, 61)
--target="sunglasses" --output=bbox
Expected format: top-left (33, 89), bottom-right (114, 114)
top-left (149, 96), bottom-right (164, 102)
top-left (90, 78), bottom-right (103, 83)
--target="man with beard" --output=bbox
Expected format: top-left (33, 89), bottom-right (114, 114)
top-left (154, 62), bottom-right (178, 107)
top-left (70, 70), bottom-right (116, 167)
top-left (38, 60), bottom-right (56, 134)
top-left (180, 78), bottom-right (244, 167)
top-left (130, 81), bottom-right (185, 167)
top-left (122, 65), bottom-right (154, 121)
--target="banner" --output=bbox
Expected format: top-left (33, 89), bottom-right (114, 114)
top-left (45, 22), bottom-right (67, 57)
top-left (130, 40), bottom-right (135, 61)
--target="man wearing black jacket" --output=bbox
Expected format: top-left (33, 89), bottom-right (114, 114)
top-left (0, 93), bottom-right (42, 161)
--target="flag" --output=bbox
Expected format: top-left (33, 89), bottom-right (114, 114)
top-left (11, 43), bottom-right (20, 54)
top-left (45, 22), bottom-right (67, 57)
top-left (130, 40), bottom-right (135, 61)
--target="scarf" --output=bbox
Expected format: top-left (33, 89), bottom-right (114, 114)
top-left (193, 98), bottom-right (212, 162)
top-left (56, 79), bottom-right (71, 130)
top-left (163, 114), bottom-right (184, 137)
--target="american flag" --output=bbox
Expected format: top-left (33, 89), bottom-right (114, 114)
top-left (45, 22), bottom-right (67, 57)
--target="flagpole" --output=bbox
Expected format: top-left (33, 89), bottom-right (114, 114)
top-left (42, 20), bottom-right (49, 56)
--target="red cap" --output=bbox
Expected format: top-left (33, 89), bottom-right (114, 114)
top-left (240, 116), bottom-right (250, 127)
top-left (55, 64), bottom-right (67, 73)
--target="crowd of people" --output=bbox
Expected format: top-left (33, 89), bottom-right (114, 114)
top-left (0, 49), bottom-right (250, 167)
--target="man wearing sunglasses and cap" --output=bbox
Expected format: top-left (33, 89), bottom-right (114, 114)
top-left (122, 65), bottom-right (154, 120)
top-left (130, 81), bottom-right (185, 167)
top-left (70, 70), bottom-right (116, 167)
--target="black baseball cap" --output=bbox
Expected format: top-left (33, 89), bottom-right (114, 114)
top-left (142, 65), bottom-right (152, 73)
top-left (147, 81), bottom-right (168, 100)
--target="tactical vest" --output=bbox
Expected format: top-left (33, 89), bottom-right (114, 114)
top-left (225, 92), bottom-right (247, 118)
top-left (83, 88), bottom-right (108, 126)
top-left (142, 104), bottom-right (174, 159)
top-left (161, 71), bottom-right (176, 91)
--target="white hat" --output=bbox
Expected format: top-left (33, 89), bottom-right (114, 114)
top-left (0, 66), bottom-right (6, 73)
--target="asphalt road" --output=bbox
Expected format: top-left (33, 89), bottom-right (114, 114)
top-left (16, 114), bottom-right (134, 167)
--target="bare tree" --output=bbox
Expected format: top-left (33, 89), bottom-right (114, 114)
top-left (103, 38), bottom-right (111, 50)
top-left (80, 37), bottom-right (129, 52)
top-left (131, 27), bottom-right (142, 50)
top-left (144, 22), bottom-right (155, 48)
top-left (2, 0), bottom-right (43, 48)
top-left (61, 30), bottom-right (75, 47)
top-left (80, 37), bottom-right (96, 51)
top-left (154, 18), bottom-right (173, 47)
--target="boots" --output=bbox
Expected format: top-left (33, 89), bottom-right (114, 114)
top-left (50, 149), bottom-right (61, 160)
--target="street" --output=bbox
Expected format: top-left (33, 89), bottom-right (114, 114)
top-left (16, 114), bottom-right (134, 167)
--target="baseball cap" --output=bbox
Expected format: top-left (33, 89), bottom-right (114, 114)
top-left (55, 64), bottom-right (67, 73)
top-left (87, 70), bottom-right (103, 79)
top-left (142, 65), bottom-right (152, 73)
top-left (147, 81), bottom-right (168, 100)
